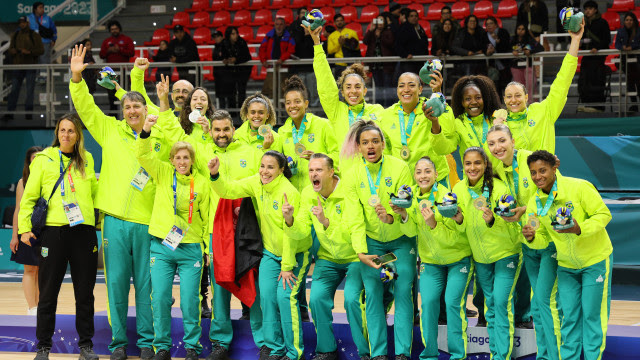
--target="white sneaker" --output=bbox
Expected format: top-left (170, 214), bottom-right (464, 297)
top-left (27, 306), bottom-right (37, 315)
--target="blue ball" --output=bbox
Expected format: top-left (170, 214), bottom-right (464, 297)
top-left (306, 9), bottom-right (324, 21)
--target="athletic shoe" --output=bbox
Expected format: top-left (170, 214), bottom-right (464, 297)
top-left (27, 306), bottom-right (38, 316)
top-left (79, 346), bottom-right (99, 360)
top-left (34, 348), bottom-right (50, 360)
top-left (206, 342), bottom-right (229, 360)
top-left (140, 347), bottom-right (155, 360)
top-left (516, 319), bottom-right (534, 329)
top-left (258, 345), bottom-right (273, 360)
top-left (371, 356), bottom-right (388, 360)
top-left (110, 347), bottom-right (127, 360)
top-left (466, 308), bottom-right (478, 317)
top-left (476, 317), bottom-right (487, 327)
top-left (395, 355), bottom-right (409, 360)
top-left (185, 349), bottom-right (199, 360)
top-left (154, 349), bottom-right (171, 360)
top-left (312, 351), bottom-right (338, 360)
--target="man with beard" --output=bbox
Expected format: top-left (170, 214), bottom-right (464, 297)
top-left (100, 20), bottom-right (134, 112)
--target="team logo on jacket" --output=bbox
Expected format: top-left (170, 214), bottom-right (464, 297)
top-left (273, 201), bottom-right (279, 210)
top-left (150, 257), bottom-right (155, 267)
top-left (385, 177), bottom-right (392, 187)
top-left (523, 177), bottom-right (529, 188)
top-left (154, 142), bottom-right (161, 152)
top-left (528, 119), bottom-right (536, 127)
top-left (391, 123), bottom-right (396, 129)
top-left (41, 247), bottom-right (48, 258)
top-left (335, 204), bottom-right (342, 214)
top-left (257, 145), bottom-right (263, 149)
top-left (369, 114), bottom-right (377, 120)
top-left (240, 159), bottom-right (247, 168)
top-left (308, 134), bottom-right (315, 143)
top-left (360, 182), bottom-right (365, 188)
top-left (565, 201), bottom-right (574, 210)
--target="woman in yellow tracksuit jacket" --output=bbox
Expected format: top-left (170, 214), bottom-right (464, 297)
top-left (392, 156), bottom-right (473, 360)
top-left (523, 150), bottom-right (613, 360)
top-left (342, 120), bottom-right (415, 359)
top-left (209, 151), bottom-right (310, 360)
top-left (136, 116), bottom-right (210, 360)
top-left (235, 93), bottom-right (284, 153)
top-left (487, 125), bottom-right (562, 359)
top-left (452, 147), bottom-right (522, 360)
top-left (18, 114), bottom-right (99, 359)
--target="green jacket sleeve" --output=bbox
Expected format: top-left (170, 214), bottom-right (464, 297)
top-left (18, 158), bottom-right (44, 233)
top-left (322, 122), bottom-right (341, 167)
top-left (69, 79), bottom-right (116, 146)
top-left (577, 180), bottom-right (612, 238)
top-left (539, 54), bottom-right (578, 124)
top-left (431, 108), bottom-right (460, 155)
top-left (344, 169), bottom-right (368, 254)
top-left (211, 173), bottom-right (256, 200)
top-left (136, 135), bottom-right (168, 180)
top-left (157, 109), bottom-right (188, 143)
top-left (130, 66), bottom-right (160, 113)
top-left (314, 45), bottom-right (341, 124)
top-left (290, 200), bottom-right (313, 240)
top-left (114, 87), bottom-right (126, 101)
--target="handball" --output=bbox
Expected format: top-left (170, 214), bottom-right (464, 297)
top-left (494, 194), bottom-right (517, 217)
top-left (419, 59), bottom-right (444, 84)
top-left (437, 192), bottom-right (459, 218)
top-left (559, 7), bottom-right (583, 33)
top-left (424, 92), bottom-right (447, 117)
top-left (302, 9), bottom-right (326, 30)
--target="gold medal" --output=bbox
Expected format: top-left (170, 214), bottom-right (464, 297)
top-left (492, 109), bottom-right (508, 120)
top-left (527, 215), bottom-right (541, 230)
top-left (473, 196), bottom-right (488, 210)
top-left (419, 199), bottom-right (432, 210)
top-left (368, 195), bottom-right (381, 207)
top-left (400, 145), bottom-right (411, 160)
top-left (295, 143), bottom-right (306, 156)
top-left (258, 124), bottom-right (270, 137)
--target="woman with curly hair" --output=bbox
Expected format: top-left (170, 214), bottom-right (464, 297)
top-left (235, 92), bottom-right (283, 153)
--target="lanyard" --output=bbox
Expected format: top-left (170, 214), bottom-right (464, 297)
top-left (363, 158), bottom-right (384, 196)
top-left (421, 183), bottom-right (438, 204)
top-left (398, 109), bottom-right (416, 146)
top-left (465, 114), bottom-right (489, 145)
top-left (59, 151), bottom-right (73, 198)
top-left (507, 109), bottom-right (528, 121)
top-left (468, 185), bottom-right (489, 200)
top-left (291, 114), bottom-right (308, 145)
top-left (535, 180), bottom-right (557, 216)
top-left (173, 171), bottom-right (195, 224)
top-left (348, 104), bottom-right (365, 126)
top-left (506, 150), bottom-right (519, 199)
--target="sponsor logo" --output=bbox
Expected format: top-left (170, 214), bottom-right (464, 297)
top-left (154, 142), bottom-right (161, 152)
top-left (360, 182), bottom-right (365, 188)
top-left (507, 262), bottom-right (515, 269)
top-left (390, 123), bottom-right (396, 130)
top-left (596, 275), bottom-right (604, 283)
top-left (103, 238), bottom-right (108, 247)
top-left (419, 264), bottom-right (425, 273)
top-left (194, 261), bottom-right (201, 268)
top-left (551, 252), bottom-right (557, 259)
top-left (460, 266), bottom-right (468, 273)
top-left (369, 114), bottom-right (377, 120)
top-left (468, 334), bottom-right (490, 346)
top-left (257, 145), bottom-right (263, 149)
top-left (409, 248), bottom-right (416, 255)
top-left (285, 138), bottom-right (290, 144)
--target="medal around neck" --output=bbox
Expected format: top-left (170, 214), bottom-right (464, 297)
top-left (368, 195), bottom-right (381, 207)
top-left (400, 145), bottom-right (411, 160)
top-left (424, 92), bottom-right (447, 117)
top-left (97, 66), bottom-right (118, 90)
top-left (189, 109), bottom-right (201, 123)
top-left (473, 196), bottom-right (489, 210)
top-left (258, 124), bottom-right (271, 137)
top-left (419, 59), bottom-right (443, 84)
top-left (295, 143), bottom-right (306, 156)
top-left (380, 262), bottom-right (397, 283)
top-left (436, 192), bottom-right (458, 218)
top-left (301, 9), bottom-right (326, 30)
top-left (389, 185), bottom-right (413, 208)
top-left (493, 109), bottom-right (508, 120)
top-left (560, 7), bottom-right (584, 33)
top-left (551, 206), bottom-right (574, 230)
top-left (527, 215), bottom-right (540, 230)
top-left (419, 199), bottom-right (432, 210)
top-left (494, 194), bottom-right (517, 217)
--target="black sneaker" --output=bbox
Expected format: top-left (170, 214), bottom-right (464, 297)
top-left (110, 347), bottom-right (127, 360)
top-left (466, 308), bottom-right (478, 317)
top-left (312, 351), bottom-right (338, 360)
top-left (395, 356), bottom-right (409, 360)
top-left (185, 349), bottom-right (199, 360)
top-left (154, 349), bottom-right (171, 360)
top-left (202, 305), bottom-right (212, 319)
top-left (34, 348), bottom-right (50, 360)
top-left (258, 345), bottom-right (272, 360)
top-left (79, 346), bottom-right (99, 360)
top-left (140, 347), bottom-right (155, 360)
top-left (476, 317), bottom-right (487, 327)
top-left (516, 319), bottom-right (534, 329)
top-left (206, 342), bottom-right (229, 360)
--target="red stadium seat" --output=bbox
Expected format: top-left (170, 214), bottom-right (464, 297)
top-left (256, 25), bottom-right (272, 43)
top-left (605, 54), bottom-right (618, 71)
top-left (311, 0), bottom-right (330, 7)
top-left (252, 9), bottom-right (272, 26)
top-left (359, 5), bottom-right (380, 23)
top-left (634, 9), bottom-right (640, 19)
top-left (426, 2), bottom-right (445, 20)
top-left (209, 0), bottom-right (229, 11)
top-left (396, 0), bottom-right (412, 4)
top-left (186, 0), bottom-right (210, 13)
top-left (210, 11), bottom-right (231, 27)
top-left (275, 8), bottom-right (294, 24)
top-left (320, 7), bottom-right (336, 23)
top-left (373, 0), bottom-right (390, 5)
top-left (250, 0), bottom-right (269, 10)
top-left (415, 0), bottom-right (433, 4)
top-left (419, 20), bottom-right (431, 37)
top-left (602, 11), bottom-right (621, 31)
top-left (144, 67), bottom-right (157, 82)
top-left (232, 10), bottom-right (252, 26)
top-left (190, 11), bottom-right (210, 28)
top-left (345, 22), bottom-right (363, 39)
top-left (351, 0), bottom-right (370, 6)
top-left (473, 1), bottom-right (494, 19)
top-left (230, 0), bottom-right (249, 11)
top-left (198, 47), bottom-right (213, 61)
top-left (193, 27), bottom-right (212, 44)
top-left (238, 26), bottom-right (254, 43)
top-left (269, 0), bottom-right (290, 10)
top-left (407, 3), bottom-right (425, 17)
top-left (340, 6), bottom-right (358, 23)
top-left (291, 0), bottom-right (310, 9)
top-left (495, 0), bottom-right (517, 18)
top-left (610, 0), bottom-right (634, 12)
top-left (451, 3), bottom-right (470, 20)
top-left (171, 67), bottom-right (180, 82)
top-left (144, 28), bottom-right (171, 45)
top-left (165, 11), bottom-right (190, 29)
top-left (251, 66), bottom-right (267, 80)
top-left (203, 66), bottom-right (215, 81)
top-left (332, 0), bottom-right (349, 7)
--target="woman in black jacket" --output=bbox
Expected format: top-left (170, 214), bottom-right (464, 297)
top-left (363, 15), bottom-right (395, 106)
top-left (431, 18), bottom-right (456, 56)
top-left (485, 16), bottom-right (513, 89)
top-left (452, 15), bottom-right (492, 76)
top-left (517, 0), bottom-right (549, 38)
top-left (216, 26), bottom-right (252, 110)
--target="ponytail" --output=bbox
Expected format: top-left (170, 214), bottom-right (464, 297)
top-left (263, 150), bottom-right (293, 179)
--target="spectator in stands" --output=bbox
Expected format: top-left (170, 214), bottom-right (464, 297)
top-left (431, 18), bottom-right (456, 56)
top-left (364, 15), bottom-right (395, 106)
top-left (517, 0), bottom-right (549, 38)
top-left (289, 8), bottom-right (307, 40)
top-left (555, 0), bottom-right (581, 50)
top-left (27, 1), bottom-right (56, 84)
top-left (485, 16), bottom-right (512, 89)
top-left (217, 26), bottom-right (252, 111)
top-left (388, 3), bottom-right (402, 32)
top-left (577, 0), bottom-right (610, 112)
top-left (395, 9), bottom-right (429, 75)
top-left (169, 24), bottom-right (200, 85)
top-left (99, 20), bottom-right (134, 112)
top-left (510, 23), bottom-right (545, 101)
top-left (258, 17), bottom-right (296, 100)
top-left (152, 40), bottom-right (172, 82)
top-left (212, 30), bottom-right (225, 108)
top-left (615, 12), bottom-right (640, 112)
top-left (290, 16), bottom-right (320, 107)
top-left (4, 16), bottom-right (43, 121)
top-left (432, 6), bottom-right (460, 38)
top-left (77, 39), bottom-right (97, 95)
top-left (322, 25), bottom-right (336, 56)
top-left (452, 15), bottom-right (492, 76)
top-left (327, 14), bottom-right (360, 76)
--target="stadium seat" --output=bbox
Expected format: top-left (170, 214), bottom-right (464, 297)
top-left (320, 7), bottom-right (336, 23)
top-left (396, 0), bottom-right (412, 4)
top-left (602, 11), bottom-right (621, 30)
top-left (495, 0), bottom-right (517, 18)
top-left (238, 25), bottom-right (254, 43)
top-left (193, 27), bottom-right (212, 44)
top-left (275, 8), bottom-right (294, 24)
top-left (186, 0), bottom-right (210, 13)
top-left (332, 0), bottom-right (349, 7)
top-left (256, 25), bottom-right (272, 42)
top-left (419, 20), bottom-right (431, 37)
top-left (203, 66), bottom-right (215, 81)
top-left (426, 2), bottom-right (445, 20)
top-left (359, 5), bottom-right (380, 23)
top-left (144, 28), bottom-right (171, 45)
top-left (171, 67), bottom-right (180, 82)
top-left (190, 11), bottom-right (210, 28)
top-left (340, 6), bottom-right (358, 23)
top-left (269, 0), bottom-right (290, 10)
top-left (291, 0), bottom-right (310, 9)
top-left (610, 0), bottom-right (634, 12)
top-left (230, 0), bottom-right (249, 11)
top-left (415, 0), bottom-right (434, 4)
top-left (252, 9), bottom-right (272, 26)
top-left (165, 11), bottom-right (190, 29)
top-left (473, 1), bottom-right (494, 19)
top-left (451, 3), bottom-right (470, 19)
top-left (145, 68), bottom-right (158, 82)
top-left (249, 0), bottom-right (268, 9)
top-left (198, 47), bottom-right (213, 61)
top-left (311, 0), bottom-right (330, 7)
top-left (351, 0), bottom-right (370, 6)
top-left (232, 10), bottom-right (252, 26)
top-left (251, 66), bottom-right (267, 80)
top-left (360, 44), bottom-right (367, 57)
top-left (373, 0), bottom-right (390, 5)
top-left (407, 3), bottom-right (425, 17)
top-left (210, 11), bottom-right (231, 27)
top-left (346, 22), bottom-right (363, 39)
top-left (635, 9), bottom-right (640, 19)
top-left (209, 0), bottom-right (229, 11)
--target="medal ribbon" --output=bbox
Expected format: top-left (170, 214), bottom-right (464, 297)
top-left (465, 114), bottom-right (489, 145)
top-left (507, 109), bottom-right (528, 122)
top-left (398, 109), bottom-right (416, 146)
top-left (535, 179), bottom-right (557, 216)
top-left (58, 150), bottom-right (73, 198)
top-left (173, 171), bottom-right (195, 224)
top-left (506, 150), bottom-right (519, 199)
top-left (348, 104), bottom-right (365, 126)
top-left (467, 185), bottom-right (489, 201)
top-left (291, 114), bottom-right (308, 145)
top-left (363, 158), bottom-right (384, 197)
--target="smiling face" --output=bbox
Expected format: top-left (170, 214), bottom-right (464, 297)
top-left (504, 84), bottom-right (528, 113)
top-left (308, 158), bottom-right (334, 193)
top-left (259, 155), bottom-right (283, 185)
top-left (172, 80), bottom-right (193, 109)
top-left (171, 149), bottom-right (193, 175)
top-left (487, 130), bottom-right (515, 164)
top-left (358, 129), bottom-right (384, 163)
top-left (462, 85), bottom-right (484, 117)
top-left (189, 89), bottom-right (209, 114)
top-left (285, 90), bottom-right (308, 122)
top-left (397, 73), bottom-right (422, 109)
top-left (247, 102), bottom-right (268, 130)
top-left (57, 119), bottom-right (78, 152)
top-left (414, 159), bottom-right (437, 194)
top-left (210, 118), bottom-right (234, 148)
top-left (342, 75), bottom-right (367, 106)
top-left (529, 160), bottom-right (557, 193)
top-left (463, 151), bottom-right (486, 185)
top-left (122, 99), bottom-right (148, 129)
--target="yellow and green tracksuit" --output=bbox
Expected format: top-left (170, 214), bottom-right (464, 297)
top-left (453, 176), bottom-right (522, 360)
top-left (343, 155), bottom-right (416, 358)
top-left (526, 174), bottom-right (613, 360)
top-left (494, 149), bottom-right (562, 359)
top-left (136, 134), bottom-right (209, 353)
top-left (506, 54), bottom-right (578, 153)
top-left (289, 181), bottom-right (369, 356)
top-left (235, 121), bottom-right (284, 154)
top-left (378, 99), bottom-right (451, 186)
top-left (70, 78), bottom-right (171, 351)
top-left (156, 108), bottom-right (265, 349)
top-left (404, 185), bottom-right (473, 360)
top-left (313, 44), bottom-right (384, 175)
top-left (211, 173), bottom-right (310, 360)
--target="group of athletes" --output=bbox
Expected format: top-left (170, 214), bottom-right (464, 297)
top-left (14, 20), bottom-right (614, 360)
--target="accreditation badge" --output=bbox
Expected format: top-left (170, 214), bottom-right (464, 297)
top-left (63, 201), bottom-right (85, 227)
top-left (473, 196), bottom-right (488, 210)
top-left (131, 167), bottom-right (150, 191)
top-left (162, 226), bottom-right (184, 251)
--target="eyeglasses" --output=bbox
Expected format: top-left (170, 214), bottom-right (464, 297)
top-left (172, 89), bottom-right (190, 94)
